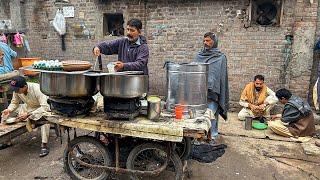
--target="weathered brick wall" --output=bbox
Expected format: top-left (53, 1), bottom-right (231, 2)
top-left (288, 1), bottom-right (319, 102)
top-left (0, 1), bottom-right (10, 19)
top-left (9, 0), bottom-right (319, 111)
top-left (145, 0), bottom-right (297, 111)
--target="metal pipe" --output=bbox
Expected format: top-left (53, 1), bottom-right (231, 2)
top-left (98, 55), bottom-right (103, 71)
top-left (115, 137), bottom-right (119, 170)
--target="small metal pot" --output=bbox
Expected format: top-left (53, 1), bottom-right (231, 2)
top-left (147, 96), bottom-right (161, 120)
top-left (100, 74), bottom-right (148, 98)
top-left (40, 71), bottom-right (98, 97)
top-left (245, 116), bottom-right (253, 130)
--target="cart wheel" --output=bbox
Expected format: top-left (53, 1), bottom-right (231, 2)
top-left (63, 136), bottom-right (112, 180)
top-left (126, 143), bottom-right (183, 180)
top-left (175, 137), bottom-right (192, 160)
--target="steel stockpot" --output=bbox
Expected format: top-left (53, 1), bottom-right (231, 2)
top-left (40, 71), bottom-right (98, 97)
top-left (100, 73), bottom-right (148, 98)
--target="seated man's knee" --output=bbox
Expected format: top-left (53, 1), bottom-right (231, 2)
top-left (238, 111), bottom-right (247, 121)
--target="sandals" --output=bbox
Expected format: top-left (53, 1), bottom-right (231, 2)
top-left (39, 147), bottom-right (49, 157)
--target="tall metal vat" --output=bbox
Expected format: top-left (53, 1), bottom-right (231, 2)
top-left (165, 61), bottom-right (180, 112)
top-left (165, 62), bottom-right (209, 114)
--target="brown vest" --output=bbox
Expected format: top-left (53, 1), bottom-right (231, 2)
top-left (288, 113), bottom-right (316, 137)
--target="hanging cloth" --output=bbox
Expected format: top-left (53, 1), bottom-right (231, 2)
top-left (0, 34), bottom-right (7, 44)
top-left (53, 9), bottom-right (66, 51)
top-left (21, 34), bottom-right (31, 52)
top-left (13, 32), bottom-right (23, 48)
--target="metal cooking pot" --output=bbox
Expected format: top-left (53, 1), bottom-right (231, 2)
top-left (100, 74), bottom-right (148, 98)
top-left (40, 71), bottom-right (98, 97)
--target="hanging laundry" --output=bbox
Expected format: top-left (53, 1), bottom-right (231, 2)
top-left (21, 33), bottom-right (31, 52)
top-left (13, 32), bottom-right (23, 48)
top-left (0, 33), bottom-right (7, 44)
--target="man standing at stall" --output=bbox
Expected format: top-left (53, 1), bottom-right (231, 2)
top-left (0, 42), bottom-right (17, 74)
top-left (93, 18), bottom-right (149, 75)
top-left (194, 32), bottom-right (229, 141)
top-left (1, 76), bottom-right (51, 157)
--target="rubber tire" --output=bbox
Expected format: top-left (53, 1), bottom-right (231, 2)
top-left (175, 137), bottom-right (192, 160)
top-left (126, 143), bottom-right (183, 180)
top-left (63, 136), bottom-right (111, 180)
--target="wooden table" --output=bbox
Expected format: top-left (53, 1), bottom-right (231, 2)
top-left (0, 122), bottom-right (27, 144)
top-left (0, 119), bottom-right (48, 144)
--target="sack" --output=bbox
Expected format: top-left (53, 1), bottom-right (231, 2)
top-left (190, 143), bottom-right (227, 163)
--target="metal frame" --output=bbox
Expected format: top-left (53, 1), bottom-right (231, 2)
top-left (64, 127), bottom-right (172, 177)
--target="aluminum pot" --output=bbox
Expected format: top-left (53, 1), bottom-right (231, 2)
top-left (40, 71), bottom-right (98, 97)
top-left (100, 74), bottom-right (148, 98)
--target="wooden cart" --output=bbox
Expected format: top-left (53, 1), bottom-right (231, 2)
top-left (44, 110), bottom-right (212, 180)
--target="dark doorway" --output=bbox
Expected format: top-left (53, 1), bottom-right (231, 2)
top-left (103, 13), bottom-right (124, 36)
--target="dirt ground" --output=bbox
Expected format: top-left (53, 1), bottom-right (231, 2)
top-left (0, 113), bottom-right (319, 180)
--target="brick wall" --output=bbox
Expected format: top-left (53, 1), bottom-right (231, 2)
top-left (7, 0), bottom-right (319, 111)
top-left (0, 1), bottom-right (10, 19)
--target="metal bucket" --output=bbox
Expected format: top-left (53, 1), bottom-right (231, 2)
top-left (147, 96), bottom-right (161, 120)
top-left (165, 62), bottom-right (209, 114)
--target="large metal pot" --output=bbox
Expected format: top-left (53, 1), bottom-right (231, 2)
top-left (100, 74), bottom-right (148, 98)
top-left (40, 71), bottom-right (98, 97)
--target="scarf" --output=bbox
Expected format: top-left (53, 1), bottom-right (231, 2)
top-left (195, 47), bottom-right (229, 120)
top-left (240, 82), bottom-right (267, 105)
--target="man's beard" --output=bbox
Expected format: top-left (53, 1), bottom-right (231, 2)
top-left (127, 35), bottom-right (137, 42)
top-left (204, 44), bottom-right (211, 50)
top-left (255, 87), bottom-right (262, 91)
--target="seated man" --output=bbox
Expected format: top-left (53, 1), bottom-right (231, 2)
top-left (0, 42), bottom-right (17, 74)
top-left (1, 76), bottom-right (51, 157)
top-left (269, 88), bottom-right (315, 137)
top-left (238, 75), bottom-right (278, 121)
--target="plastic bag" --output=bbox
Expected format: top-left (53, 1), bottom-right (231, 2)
top-left (53, 9), bottom-right (66, 35)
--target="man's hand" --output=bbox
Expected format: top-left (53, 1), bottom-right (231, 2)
top-left (93, 47), bottom-right (101, 57)
top-left (248, 104), bottom-right (258, 111)
top-left (114, 61), bottom-right (124, 71)
top-left (2, 109), bottom-right (11, 116)
top-left (258, 104), bottom-right (266, 110)
top-left (270, 115), bottom-right (278, 121)
top-left (16, 113), bottom-right (29, 122)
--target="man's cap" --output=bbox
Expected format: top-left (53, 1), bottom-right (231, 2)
top-left (10, 76), bottom-right (27, 91)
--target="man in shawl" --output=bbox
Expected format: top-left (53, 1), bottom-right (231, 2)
top-left (238, 75), bottom-right (278, 121)
top-left (194, 32), bottom-right (229, 140)
top-left (269, 88), bottom-right (315, 137)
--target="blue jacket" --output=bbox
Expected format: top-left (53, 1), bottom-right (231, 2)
top-left (0, 42), bottom-right (17, 74)
top-left (96, 36), bottom-right (149, 75)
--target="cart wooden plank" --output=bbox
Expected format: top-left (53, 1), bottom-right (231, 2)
top-left (44, 109), bottom-right (212, 142)
top-left (0, 123), bottom-right (27, 144)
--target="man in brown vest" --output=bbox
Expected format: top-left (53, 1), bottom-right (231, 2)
top-left (269, 88), bottom-right (315, 137)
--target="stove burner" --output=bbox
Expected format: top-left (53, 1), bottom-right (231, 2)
top-left (48, 97), bottom-right (94, 117)
top-left (103, 97), bottom-right (141, 120)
